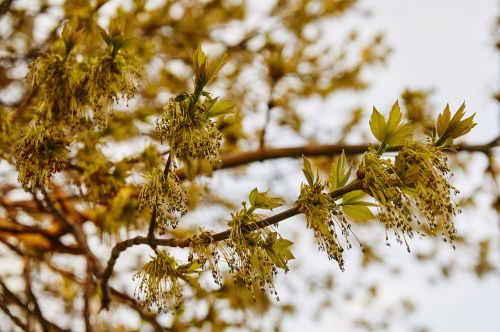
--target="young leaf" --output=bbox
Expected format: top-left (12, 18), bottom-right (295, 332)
top-left (385, 101), bottom-right (412, 146)
top-left (342, 205), bottom-right (375, 222)
top-left (387, 100), bottom-right (402, 133)
top-left (341, 190), bottom-right (378, 207)
top-left (248, 188), bottom-right (282, 210)
top-left (370, 101), bottom-right (411, 147)
top-left (206, 100), bottom-right (236, 118)
top-left (385, 122), bottom-right (411, 146)
top-left (435, 102), bottom-right (476, 147)
top-left (437, 104), bottom-right (451, 137)
top-left (329, 151), bottom-right (352, 191)
top-left (302, 156), bottom-right (315, 186)
top-left (341, 190), bottom-right (376, 221)
top-left (265, 234), bottom-right (295, 271)
top-left (248, 187), bottom-right (258, 207)
top-left (369, 107), bottom-right (387, 143)
top-left (192, 46), bottom-right (227, 92)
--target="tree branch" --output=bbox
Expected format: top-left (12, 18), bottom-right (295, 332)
top-left (40, 188), bottom-right (102, 276)
top-left (83, 260), bottom-right (93, 332)
top-left (0, 296), bottom-right (29, 332)
top-left (176, 139), bottom-right (499, 179)
top-left (100, 178), bottom-right (363, 309)
top-left (0, 277), bottom-right (69, 332)
top-left (23, 256), bottom-right (50, 332)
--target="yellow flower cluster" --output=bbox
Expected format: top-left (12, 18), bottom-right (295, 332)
top-left (138, 166), bottom-right (188, 231)
top-left (133, 250), bottom-right (183, 312)
top-left (296, 180), bottom-right (350, 270)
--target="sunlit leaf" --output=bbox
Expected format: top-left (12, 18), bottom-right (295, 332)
top-left (369, 107), bottom-right (387, 142)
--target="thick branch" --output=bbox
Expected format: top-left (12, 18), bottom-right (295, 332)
top-left (176, 139), bottom-right (499, 179)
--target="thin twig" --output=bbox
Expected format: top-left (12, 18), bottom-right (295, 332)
top-left (23, 257), bottom-right (50, 332)
top-left (83, 260), bottom-right (93, 332)
top-left (0, 296), bottom-right (29, 332)
top-left (0, 278), bottom-right (69, 332)
top-left (40, 188), bottom-right (102, 276)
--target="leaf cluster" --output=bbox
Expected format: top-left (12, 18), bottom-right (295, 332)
top-left (434, 103), bottom-right (476, 148)
top-left (369, 101), bottom-right (411, 152)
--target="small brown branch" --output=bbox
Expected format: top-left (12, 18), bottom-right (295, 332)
top-left (0, 0), bottom-right (14, 17)
top-left (23, 256), bottom-right (50, 332)
top-left (100, 179), bottom-right (363, 309)
top-left (83, 260), bottom-right (93, 332)
top-left (0, 296), bottom-right (29, 332)
top-left (0, 277), bottom-right (69, 332)
top-left (2, 238), bottom-right (165, 331)
top-left (259, 99), bottom-right (275, 148)
top-left (221, 141), bottom-right (498, 168)
top-left (41, 188), bottom-right (102, 275)
top-left (108, 287), bottom-right (166, 332)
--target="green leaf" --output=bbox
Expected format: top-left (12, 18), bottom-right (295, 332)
top-left (369, 107), bottom-right (387, 143)
top-left (192, 46), bottom-right (227, 92)
top-left (341, 190), bottom-right (378, 207)
top-left (265, 234), bottom-right (295, 270)
top-left (248, 188), bottom-right (282, 210)
top-left (179, 259), bottom-right (206, 273)
top-left (342, 190), bottom-right (366, 204)
top-left (302, 156), bottom-right (315, 186)
top-left (98, 25), bottom-right (112, 46)
top-left (341, 189), bottom-right (376, 220)
top-left (329, 151), bottom-right (352, 191)
top-left (385, 122), bottom-right (412, 146)
top-left (387, 100), bottom-right (402, 133)
top-left (435, 103), bottom-right (476, 147)
top-left (370, 101), bottom-right (412, 147)
top-left (248, 187), bottom-right (258, 207)
top-left (206, 99), bottom-right (236, 117)
top-left (342, 205), bottom-right (375, 222)
top-left (437, 104), bottom-right (451, 137)
top-left (385, 100), bottom-right (411, 146)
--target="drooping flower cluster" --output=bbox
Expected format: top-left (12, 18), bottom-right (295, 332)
top-left (74, 138), bottom-right (124, 203)
top-left (155, 47), bottom-right (235, 169)
top-left (133, 250), bottom-right (184, 312)
top-left (27, 54), bottom-right (87, 121)
top-left (362, 101), bottom-right (475, 249)
top-left (225, 205), bottom-right (280, 298)
top-left (84, 53), bottom-right (140, 126)
top-left (189, 231), bottom-right (223, 285)
top-left (156, 94), bottom-right (223, 166)
top-left (295, 179), bottom-right (350, 270)
top-left (138, 166), bottom-right (188, 231)
top-left (16, 122), bottom-right (69, 192)
top-left (362, 140), bottom-right (459, 249)
top-left (362, 147), bottom-right (416, 248)
top-left (395, 140), bottom-right (458, 241)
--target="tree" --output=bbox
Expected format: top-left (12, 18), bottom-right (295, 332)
top-left (0, 1), bottom-right (497, 331)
